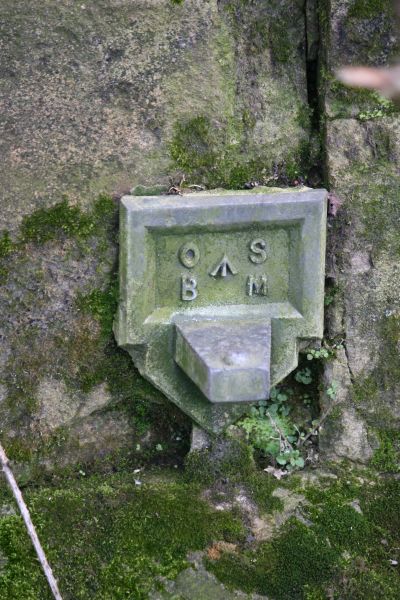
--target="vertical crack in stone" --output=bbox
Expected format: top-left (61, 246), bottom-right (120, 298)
top-left (305, 0), bottom-right (320, 131)
top-left (304, 0), bottom-right (325, 187)
top-left (342, 339), bottom-right (356, 385)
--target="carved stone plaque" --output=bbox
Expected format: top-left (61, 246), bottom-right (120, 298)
top-left (114, 189), bottom-right (327, 432)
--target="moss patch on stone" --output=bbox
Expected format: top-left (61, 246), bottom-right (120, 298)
top-left (370, 430), bottom-right (400, 472)
top-left (169, 115), bottom-right (311, 189)
top-left (208, 518), bottom-right (338, 598)
top-left (326, 80), bottom-right (397, 120)
top-left (1, 468), bottom-right (400, 599)
top-left (348, 0), bottom-right (391, 19)
top-left (208, 475), bottom-right (400, 599)
top-left (351, 313), bottom-right (400, 426)
top-left (19, 199), bottom-right (95, 244)
top-left (0, 472), bottom-right (244, 599)
top-left (0, 194), bottom-right (191, 478)
top-left (0, 231), bottom-right (16, 281)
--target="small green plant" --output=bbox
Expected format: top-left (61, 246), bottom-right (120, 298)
top-left (240, 389), bottom-right (305, 471)
top-left (239, 370), bottom-right (340, 471)
top-left (276, 449), bottom-right (305, 469)
top-left (326, 381), bottom-right (338, 400)
top-left (358, 97), bottom-right (394, 121)
top-left (307, 348), bottom-right (330, 361)
top-left (295, 368), bottom-right (313, 385)
top-left (306, 341), bottom-right (343, 362)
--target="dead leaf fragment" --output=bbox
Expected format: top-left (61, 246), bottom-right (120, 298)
top-left (264, 466), bottom-right (288, 480)
top-left (207, 541), bottom-right (237, 560)
top-left (328, 192), bottom-right (343, 217)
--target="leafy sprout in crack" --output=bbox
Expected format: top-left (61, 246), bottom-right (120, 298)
top-left (295, 368), bottom-right (313, 385)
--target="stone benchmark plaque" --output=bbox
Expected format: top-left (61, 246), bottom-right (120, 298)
top-left (114, 189), bottom-right (327, 432)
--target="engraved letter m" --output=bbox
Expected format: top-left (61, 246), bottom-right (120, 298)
top-left (247, 275), bottom-right (268, 297)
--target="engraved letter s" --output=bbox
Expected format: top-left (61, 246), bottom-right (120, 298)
top-left (249, 238), bottom-right (267, 264)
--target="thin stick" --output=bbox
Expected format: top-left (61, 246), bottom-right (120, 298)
top-left (298, 405), bottom-right (333, 448)
top-left (266, 411), bottom-right (294, 451)
top-left (0, 443), bottom-right (63, 600)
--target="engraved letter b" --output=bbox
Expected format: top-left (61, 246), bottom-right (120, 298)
top-left (181, 275), bottom-right (198, 301)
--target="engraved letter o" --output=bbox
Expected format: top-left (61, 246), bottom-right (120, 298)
top-left (179, 242), bottom-right (200, 268)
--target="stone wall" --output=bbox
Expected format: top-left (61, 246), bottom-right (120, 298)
top-left (0, 0), bottom-right (398, 474)
top-left (320, 0), bottom-right (400, 462)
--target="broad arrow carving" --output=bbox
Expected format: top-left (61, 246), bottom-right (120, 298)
top-left (209, 254), bottom-right (239, 278)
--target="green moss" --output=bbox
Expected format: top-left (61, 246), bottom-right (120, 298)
top-left (361, 478), bottom-right (400, 538)
top-left (269, 19), bottom-right (292, 63)
top-left (296, 104), bottom-right (313, 130)
top-left (184, 436), bottom-right (284, 514)
top-left (132, 184), bottom-right (169, 196)
top-left (2, 468), bottom-right (400, 599)
top-left (74, 276), bottom-right (163, 412)
top-left (91, 193), bottom-right (117, 225)
top-left (73, 277), bottom-right (186, 450)
top-left (0, 473), bottom-right (244, 599)
top-left (307, 498), bottom-right (373, 553)
top-left (208, 475), bottom-right (400, 599)
top-left (349, 173), bottom-right (400, 257)
top-left (169, 115), bottom-right (311, 189)
top-left (169, 116), bottom-right (222, 176)
top-left (352, 374), bottom-right (379, 406)
top-left (208, 518), bottom-right (338, 598)
top-left (370, 430), bottom-right (400, 472)
top-left (379, 314), bottom-right (400, 380)
top-left (2, 438), bottom-right (33, 463)
top-left (0, 232), bottom-right (14, 259)
top-left (361, 176), bottom-right (399, 242)
top-left (244, 471), bottom-right (283, 513)
top-left (2, 326), bottom-right (46, 417)
top-left (223, 1), bottom-right (294, 64)
top-left (348, 0), bottom-right (390, 19)
top-left (352, 314), bottom-right (400, 421)
top-left (0, 193), bottom-right (170, 472)
top-left (19, 198), bottom-right (95, 244)
top-left (76, 280), bottom-right (118, 340)
top-left (332, 567), bottom-right (400, 600)
top-left (328, 82), bottom-right (397, 120)
top-left (0, 231), bottom-right (16, 281)
top-left (0, 515), bottom-right (51, 599)
top-left (184, 437), bottom-right (255, 485)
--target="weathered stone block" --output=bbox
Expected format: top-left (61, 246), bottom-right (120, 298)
top-left (175, 320), bottom-right (271, 403)
top-left (115, 188), bottom-right (327, 432)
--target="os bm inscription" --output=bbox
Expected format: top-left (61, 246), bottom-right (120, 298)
top-left (154, 227), bottom-right (292, 308)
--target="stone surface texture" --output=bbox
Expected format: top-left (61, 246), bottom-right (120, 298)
top-left (175, 320), bottom-right (272, 404)
top-left (0, 0), bottom-right (398, 470)
top-left (319, 0), bottom-right (400, 461)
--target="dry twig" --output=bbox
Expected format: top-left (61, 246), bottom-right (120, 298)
top-left (0, 443), bottom-right (63, 600)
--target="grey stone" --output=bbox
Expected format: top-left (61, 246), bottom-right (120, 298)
top-left (321, 0), bottom-right (400, 461)
top-left (150, 551), bottom-right (268, 600)
top-left (175, 320), bottom-right (271, 403)
top-left (190, 425), bottom-right (211, 451)
top-left (0, 0), bottom-right (310, 473)
top-left (115, 188), bottom-right (327, 431)
top-left (0, 0), bottom-right (309, 232)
